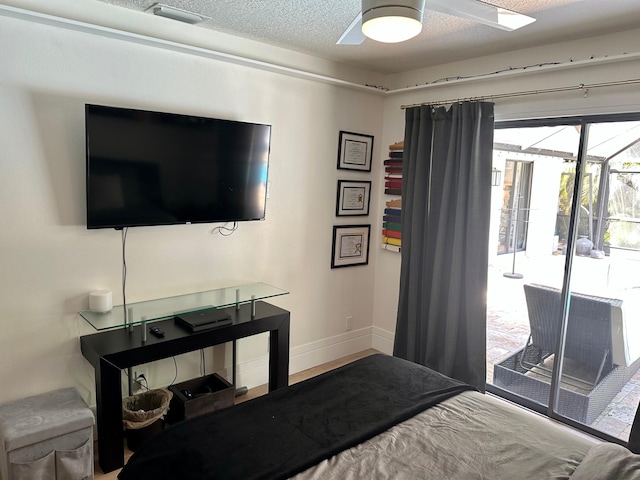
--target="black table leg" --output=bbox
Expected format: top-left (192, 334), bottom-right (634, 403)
top-left (96, 357), bottom-right (125, 473)
top-left (269, 319), bottom-right (290, 390)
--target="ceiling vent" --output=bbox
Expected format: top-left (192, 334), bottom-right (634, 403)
top-left (145, 3), bottom-right (209, 24)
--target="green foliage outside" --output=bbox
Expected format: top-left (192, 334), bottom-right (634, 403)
top-left (556, 161), bottom-right (640, 249)
top-left (556, 164), bottom-right (600, 241)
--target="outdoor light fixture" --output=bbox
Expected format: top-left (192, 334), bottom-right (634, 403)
top-left (492, 168), bottom-right (502, 187)
top-left (146, 3), bottom-right (207, 24)
top-left (361, 0), bottom-right (425, 43)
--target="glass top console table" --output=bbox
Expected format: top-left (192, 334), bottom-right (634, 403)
top-left (79, 282), bottom-right (289, 330)
top-left (79, 283), bottom-right (290, 473)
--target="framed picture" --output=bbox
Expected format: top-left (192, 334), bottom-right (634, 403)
top-left (336, 180), bottom-right (371, 217)
top-left (337, 131), bottom-right (374, 172)
top-left (331, 224), bottom-right (371, 268)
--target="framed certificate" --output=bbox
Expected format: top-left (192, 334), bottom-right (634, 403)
top-left (336, 180), bottom-right (371, 216)
top-left (331, 224), bottom-right (371, 268)
top-left (337, 131), bottom-right (374, 172)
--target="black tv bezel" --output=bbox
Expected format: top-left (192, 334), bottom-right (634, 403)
top-left (85, 104), bottom-right (271, 230)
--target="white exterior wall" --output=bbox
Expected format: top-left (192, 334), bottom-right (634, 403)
top-left (526, 157), bottom-right (565, 258)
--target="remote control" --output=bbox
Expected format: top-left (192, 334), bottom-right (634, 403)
top-left (149, 326), bottom-right (165, 338)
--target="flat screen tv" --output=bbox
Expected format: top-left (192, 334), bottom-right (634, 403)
top-left (85, 104), bottom-right (271, 229)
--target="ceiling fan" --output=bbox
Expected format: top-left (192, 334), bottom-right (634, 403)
top-left (337, 0), bottom-right (536, 44)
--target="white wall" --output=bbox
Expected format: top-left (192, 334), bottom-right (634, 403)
top-left (0, 8), bottom-right (384, 406)
top-left (371, 28), bottom-right (640, 339)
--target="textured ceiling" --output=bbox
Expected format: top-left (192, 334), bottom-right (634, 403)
top-left (94, 0), bottom-right (640, 74)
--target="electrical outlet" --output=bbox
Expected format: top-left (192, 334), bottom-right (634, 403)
top-left (345, 316), bottom-right (353, 331)
top-left (134, 367), bottom-right (148, 381)
top-left (133, 367), bottom-right (148, 393)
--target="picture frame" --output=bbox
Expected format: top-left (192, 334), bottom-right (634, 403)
top-left (337, 131), bottom-right (374, 172)
top-left (336, 180), bottom-right (371, 217)
top-left (331, 224), bottom-right (371, 268)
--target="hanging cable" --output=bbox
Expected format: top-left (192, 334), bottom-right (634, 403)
top-left (121, 227), bottom-right (137, 395)
top-left (210, 221), bottom-right (238, 236)
top-left (121, 227), bottom-right (128, 321)
top-left (168, 357), bottom-right (178, 387)
top-left (425, 62), bottom-right (562, 86)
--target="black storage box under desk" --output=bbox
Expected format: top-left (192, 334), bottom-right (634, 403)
top-left (167, 373), bottom-right (234, 424)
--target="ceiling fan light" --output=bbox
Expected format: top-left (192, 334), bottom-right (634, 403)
top-left (362, 5), bottom-right (423, 43)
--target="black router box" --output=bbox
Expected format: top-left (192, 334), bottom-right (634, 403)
top-left (174, 308), bottom-right (232, 332)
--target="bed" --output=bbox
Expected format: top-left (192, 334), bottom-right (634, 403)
top-left (118, 354), bottom-right (640, 480)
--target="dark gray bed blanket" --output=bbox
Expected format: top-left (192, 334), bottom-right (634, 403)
top-left (118, 354), bottom-right (475, 480)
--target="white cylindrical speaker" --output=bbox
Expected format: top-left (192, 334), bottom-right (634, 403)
top-left (89, 290), bottom-right (113, 313)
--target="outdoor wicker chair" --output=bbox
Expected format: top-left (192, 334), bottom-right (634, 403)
top-left (520, 283), bottom-right (620, 386)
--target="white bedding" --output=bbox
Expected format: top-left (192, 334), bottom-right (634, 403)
top-left (294, 391), bottom-right (607, 480)
top-left (571, 443), bottom-right (640, 479)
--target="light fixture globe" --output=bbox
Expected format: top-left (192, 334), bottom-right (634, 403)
top-left (361, 0), bottom-right (425, 43)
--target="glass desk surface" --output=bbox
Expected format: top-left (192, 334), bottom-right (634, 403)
top-left (79, 283), bottom-right (289, 331)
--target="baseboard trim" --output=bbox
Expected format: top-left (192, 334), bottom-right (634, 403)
top-left (290, 327), bottom-right (375, 374)
top-left (236, 327), bottom-right (386, 389)
top-left (372, 326), bottom-right (394, 355)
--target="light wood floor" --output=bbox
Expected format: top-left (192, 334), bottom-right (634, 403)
top-left (94, 349), bottom-right (380, 479)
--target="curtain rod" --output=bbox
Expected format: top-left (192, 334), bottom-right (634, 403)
top-left (400, 78), bottom-right (640, 109)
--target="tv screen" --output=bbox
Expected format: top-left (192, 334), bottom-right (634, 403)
top-left (85, 104), bottom-right (271, 229)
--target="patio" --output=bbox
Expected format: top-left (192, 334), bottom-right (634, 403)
top-left (486, 249), bottom-right (640, 442)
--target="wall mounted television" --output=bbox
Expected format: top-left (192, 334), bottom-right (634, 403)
top-left (85, 104), bottom-right (271, 229)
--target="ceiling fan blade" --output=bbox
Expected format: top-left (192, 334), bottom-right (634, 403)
top-left (337, 12), bottom-right (366, 45)
top-left (427, 0), bottom-right (535, 31)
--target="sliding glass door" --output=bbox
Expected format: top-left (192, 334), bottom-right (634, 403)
top-left (487, 114), bottom-right (640, 446)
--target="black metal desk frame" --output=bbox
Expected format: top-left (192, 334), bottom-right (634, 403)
top-left (80, 301), bottom-right (290, 473)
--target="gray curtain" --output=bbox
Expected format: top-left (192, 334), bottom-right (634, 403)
top-left (393, 102), bottom-right (494, 391)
